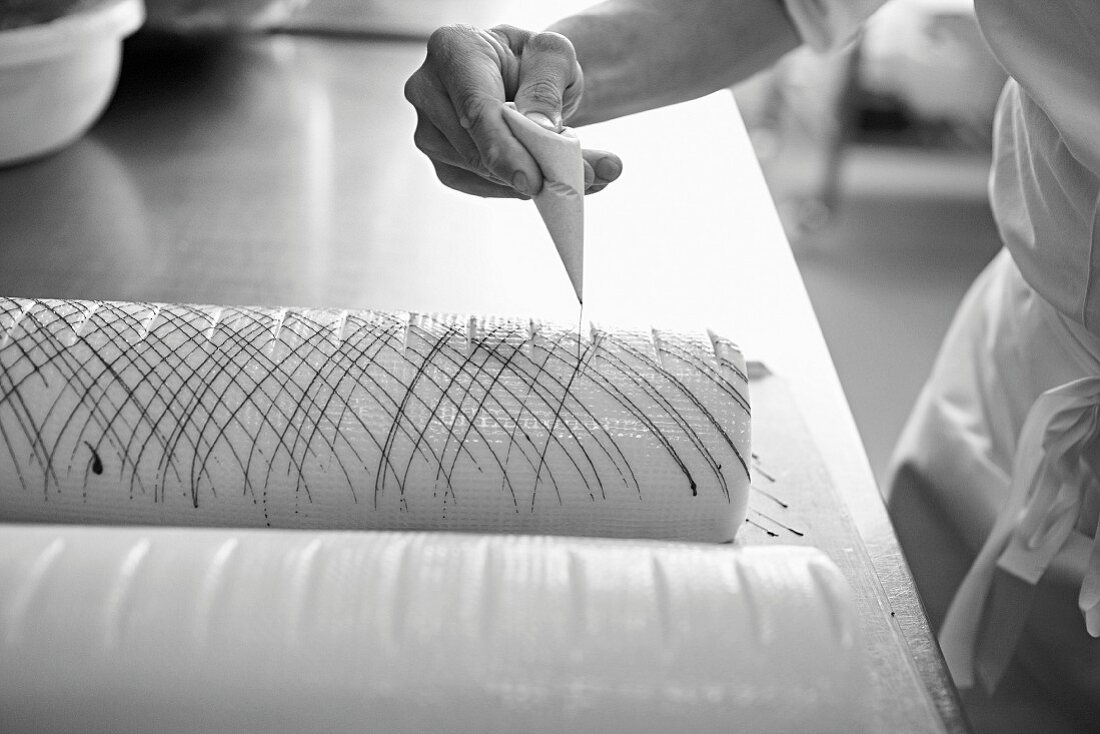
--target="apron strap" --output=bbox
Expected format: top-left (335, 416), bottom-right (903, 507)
top-left (939, 377), bottom-right (1100, 692)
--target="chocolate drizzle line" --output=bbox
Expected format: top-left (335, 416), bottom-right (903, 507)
top-left (0, 298), bottom-right (750, 524)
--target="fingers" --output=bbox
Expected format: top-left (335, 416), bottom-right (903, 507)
top-left (458, 95), bottom-right (541, 195)
top-left (405, 66), bottom-right (470, 163)
top-left (426, 26), bottom-right (543, 195)
top-left (405, 24), bottom-right (613, 200)
top-left (432, 161), bottom-right (531, 199)
top-left (413, 108), bottom-right (507, 187)
top-left (428, 141), bottom-right (620, 198)
top-left (582, 149), bottom-right (623, 194)
top-left (513, 31), bottom-right (583, 130)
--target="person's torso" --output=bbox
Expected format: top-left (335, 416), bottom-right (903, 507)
top-left (976, 0), bottom-right (1100, 333)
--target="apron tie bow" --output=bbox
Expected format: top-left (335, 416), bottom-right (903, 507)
top-left (939, 377), bottom-right (1100, 692)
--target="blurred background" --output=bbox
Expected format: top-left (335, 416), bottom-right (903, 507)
top-left (733, 0), bottom-right (1004, 486)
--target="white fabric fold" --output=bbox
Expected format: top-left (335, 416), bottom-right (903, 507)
top-left (1082, 512), bottom-right (1100, 635)
top-left (940, 377), bottom-right (1100, 691)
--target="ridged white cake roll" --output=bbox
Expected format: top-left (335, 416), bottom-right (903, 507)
top-left (0, 298), bottom-right (750, 540)
top-left (0, 526), bottom-right (866, 734)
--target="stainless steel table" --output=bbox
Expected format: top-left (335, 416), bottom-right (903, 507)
top-left (0, 29), bottom-right (968, 733)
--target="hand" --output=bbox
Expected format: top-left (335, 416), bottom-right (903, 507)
top-left (404, 24), bottom-right (623, 199)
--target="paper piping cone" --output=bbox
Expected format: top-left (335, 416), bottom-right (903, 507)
top-left (502, 102), bottom-right (584, 303)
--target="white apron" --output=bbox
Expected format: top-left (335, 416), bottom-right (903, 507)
top-left (886, 249), bottom-right (1100, 706)
top-left (780, 0), bottom-right (1100, 717)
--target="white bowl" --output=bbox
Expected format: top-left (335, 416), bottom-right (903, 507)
top-left (0, 0), bottom-right (144, 166)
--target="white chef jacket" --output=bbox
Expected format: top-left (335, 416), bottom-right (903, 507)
top-left (783, 0), bottom-right (1100, 705)
top-left (787, 0), bottom-right (1100, 332)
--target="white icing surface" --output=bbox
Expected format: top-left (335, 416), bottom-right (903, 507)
top-left (0, 527), bottom-right (867, 733)
top-left (0, 298), bottom-right (750, 541)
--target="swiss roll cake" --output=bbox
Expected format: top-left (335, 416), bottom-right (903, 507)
top-left (0, 527), bottom-right (866, 734)
top-left (0, 297), bottom-right (751, 540)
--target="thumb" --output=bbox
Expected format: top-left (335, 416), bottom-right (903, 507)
top-left (514, 31), bottom-right (583, 131)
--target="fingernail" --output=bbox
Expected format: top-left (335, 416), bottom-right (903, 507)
top-left (595, 157), bottom-right (621, 181)
top-left (512, 170), bottom-right (530, 195)
top-left (525, 111), bottom-right (558, 131)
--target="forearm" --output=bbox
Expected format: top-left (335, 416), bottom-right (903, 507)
top-left (548, 0), bottom-right (802, 125)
